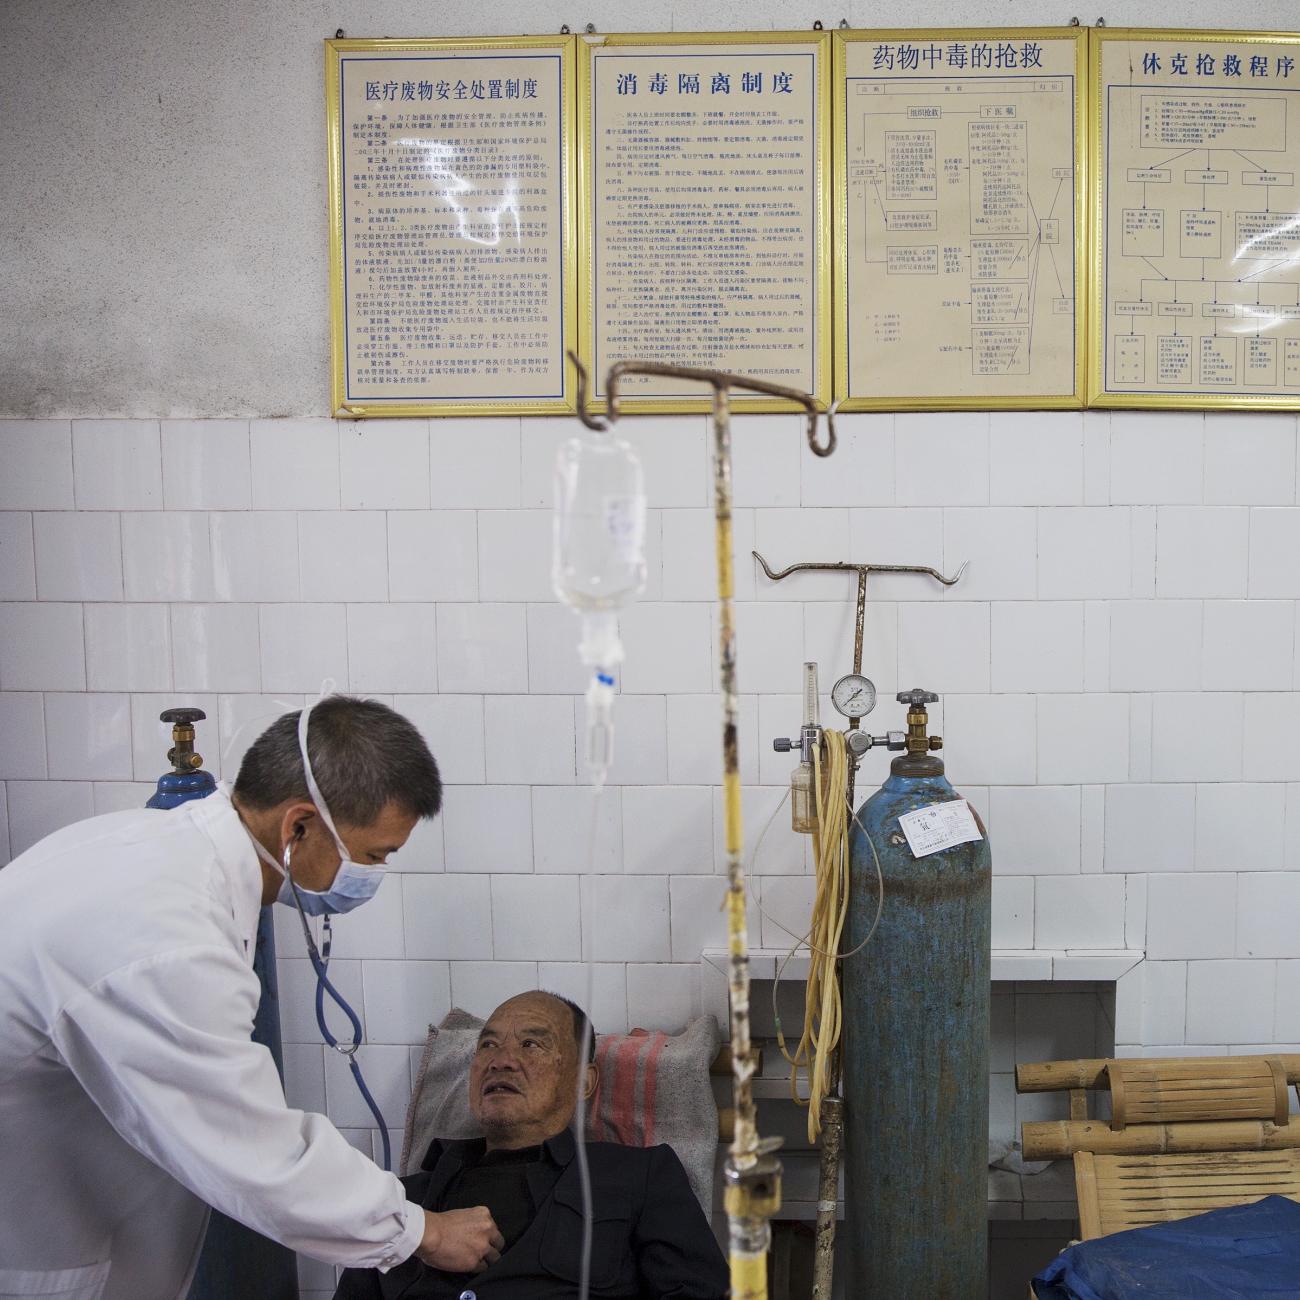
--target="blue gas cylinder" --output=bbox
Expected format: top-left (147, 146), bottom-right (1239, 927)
top-left (842, 689), bottom-right (991, 1298)
top-left (147, 709), bottom-right (298, 1300)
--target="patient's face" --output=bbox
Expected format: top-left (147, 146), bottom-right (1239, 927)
top-left (470, 993), bottom-right (588, 1150)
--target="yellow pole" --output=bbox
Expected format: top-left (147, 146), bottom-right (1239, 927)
top-left (574, 356), bottom-right (835, 1295)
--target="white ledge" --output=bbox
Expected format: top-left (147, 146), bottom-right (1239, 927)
top-left (991, 949), bottom-right (1144, 981)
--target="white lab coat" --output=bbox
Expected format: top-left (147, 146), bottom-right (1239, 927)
top-left (0, 786), bottom-right (423, 1299)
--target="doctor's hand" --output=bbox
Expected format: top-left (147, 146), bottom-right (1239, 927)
top-left (416, 1206), bottom-right (504, 1273)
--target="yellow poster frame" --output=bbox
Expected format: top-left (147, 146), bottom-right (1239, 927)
top-left (832, 26), bottom-right (1089, 412)
top-left (1087, 27), bottom-right (1300, 411)
top-left (576, 30), bottom-right (833, 414)
top-left (325, 35), bottom-right (579, 418)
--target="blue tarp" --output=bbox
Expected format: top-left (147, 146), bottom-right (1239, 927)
top-left (1033, 1196), bottom-right (1300, 1299)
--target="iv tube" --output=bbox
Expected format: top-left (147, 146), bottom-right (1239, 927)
top-left (552, 426), bottom-right (647, 785)
top-left (554, 425), bottom-right (647, 1300)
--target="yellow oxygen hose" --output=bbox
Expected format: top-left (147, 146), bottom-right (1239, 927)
top-left (775, 729), bottom-right (851, 1143)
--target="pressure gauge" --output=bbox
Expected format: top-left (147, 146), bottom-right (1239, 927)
top-left (831, 673), bottom-right (877, 719)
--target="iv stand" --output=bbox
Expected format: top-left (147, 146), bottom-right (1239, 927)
top-left (575, 354), bottom-right (836, 1300)
top-left (752, 550), bottom-right (966, 1299)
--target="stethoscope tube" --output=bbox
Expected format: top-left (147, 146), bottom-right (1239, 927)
top-left (286, 840), bottom-right (393, 1172)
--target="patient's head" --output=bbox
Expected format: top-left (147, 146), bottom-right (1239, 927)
top-left (469, 991), bottom-right (598, 1150)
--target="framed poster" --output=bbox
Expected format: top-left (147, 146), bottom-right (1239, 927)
top-left (579, 31), bottom-right (831, 412)
top-left (326, 36), bottom-right (576, 416)
top-left (834, 28), bottom-right (1087, 410)
top-left (1091, 28), bottom-right (1300, 409)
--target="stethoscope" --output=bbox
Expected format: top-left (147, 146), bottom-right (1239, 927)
top-left (284, 836), bottom-right (393, 1172)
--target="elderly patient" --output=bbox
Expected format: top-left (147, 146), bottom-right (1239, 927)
top-left (334, 990), bottom-right (729, 1299)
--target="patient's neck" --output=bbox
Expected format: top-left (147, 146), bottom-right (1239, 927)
top-left (483, 1121), bottom-right (568, 1153)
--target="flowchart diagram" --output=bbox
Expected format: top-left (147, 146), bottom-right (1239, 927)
top-left (839, 32), bottom-right (1084, 406)
top-left (1099, 35), bottom-right (1300, 401)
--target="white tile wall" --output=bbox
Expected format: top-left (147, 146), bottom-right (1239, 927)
top-left (990, 412), bottom-right (1084, 506)
top-left (299, 512), bottom-right (388, 602)
top-left (991, 603), bottom-right (1083, 694)
top-left (801, 413), bottom-right (893, 507)
top-left (340, 421), bottom-right (429, 511)
top-left (0, 513), bottom-right (36, 601)
top-left (432, 419), bottom-right (521, 509)
top-left (388, 512), bottom-right (478, 602)
top-left (1108, 412), bottom-right (1204, 505)
top-left (1185, 959), bottom-right (1275, 1044)
top-left (6, 408), bottom-right (1300, 1165)
top-left (85, 604), bottom-right (172, 692)
top-left (1237, 873), bottom-right (1300, 959)
top-left (0, 422), bottom-right (74, 509)
top-left (1037, 509), bottom-right (1131, 600)
top-left (1146, 874), bottom-right (1237, 959)
top-left (210, 511), bottom-right (300, 602)
top-left (1203, 414), bottom-right (1296, 506)
top-left (1201, 600), bottom-right (1294, 690)
top-left (346, 604), bottom-right (438, 694)
top-left (249, 420), bottom-right (340, 509)
top-left (44, 694), bottom-right (132, 781)
top-left (1104, 785), bottom-right (1196, 873)
top-left (943, 508), bottom-right (1036, 601)
top-left (161, 420), bottom-right (252, 510)
top-left (34, 513), bottom-right (123, 601)
top-left (1037, 694), bottom-right (1129, 785)
top-left (1195, 784), bottom-right (1286, 871)
top-left (121, 512), bottom-right (215, 601)
top-left (894, 412), bottom-right (989, 506)
top-left (989, 786), bottom-right (1081, 875)
top-left (0, 693), bottom-right (47, 779)
top-left (73, 420), bottom-right (162, 509)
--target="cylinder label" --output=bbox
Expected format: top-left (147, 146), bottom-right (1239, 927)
top-left (897, 799), bottom-right (983, 857)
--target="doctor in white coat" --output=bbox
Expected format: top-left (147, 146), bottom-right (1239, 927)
top-left (0, 695), bottom-right (503, 1299)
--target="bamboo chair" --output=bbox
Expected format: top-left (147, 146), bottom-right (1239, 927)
top-left (1018, 1054), bottom-right (1300, 1299)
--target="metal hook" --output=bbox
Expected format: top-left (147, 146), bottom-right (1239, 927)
top-left (570, 351), bottom-right (834, 456)
top-left (752, 552), bottom-right (969, 587)
top-left (569, 351), bottom-right (610, 431)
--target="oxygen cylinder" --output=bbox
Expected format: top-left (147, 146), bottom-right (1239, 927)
top-left (147, 709), bottom-right (299, 1300)
top-left (842, 688), bottom-right (991, 1297)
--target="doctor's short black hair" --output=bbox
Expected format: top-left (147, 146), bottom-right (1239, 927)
top-left (234, 695), bottom-right (442, 826)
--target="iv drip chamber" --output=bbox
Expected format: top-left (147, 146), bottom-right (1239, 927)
top-left (552, 427), bottom-right (647, 663)
top-left (553, 426), bottom-right (647, 781)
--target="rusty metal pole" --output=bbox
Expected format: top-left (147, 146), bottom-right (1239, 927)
top-left (752, 554), bottom-right (966, 1300)
top-left (576, 355), bottom-right (835, 1298)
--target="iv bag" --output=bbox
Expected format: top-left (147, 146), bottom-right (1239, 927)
top-left (552, 429), bottom-right (647, 623)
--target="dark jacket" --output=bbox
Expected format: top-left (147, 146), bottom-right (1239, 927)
top-left (333, 1129), bottom-right (729, 1300)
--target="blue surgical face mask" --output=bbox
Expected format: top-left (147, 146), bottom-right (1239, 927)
top-left (248, 701), bottom-right (387, 916)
